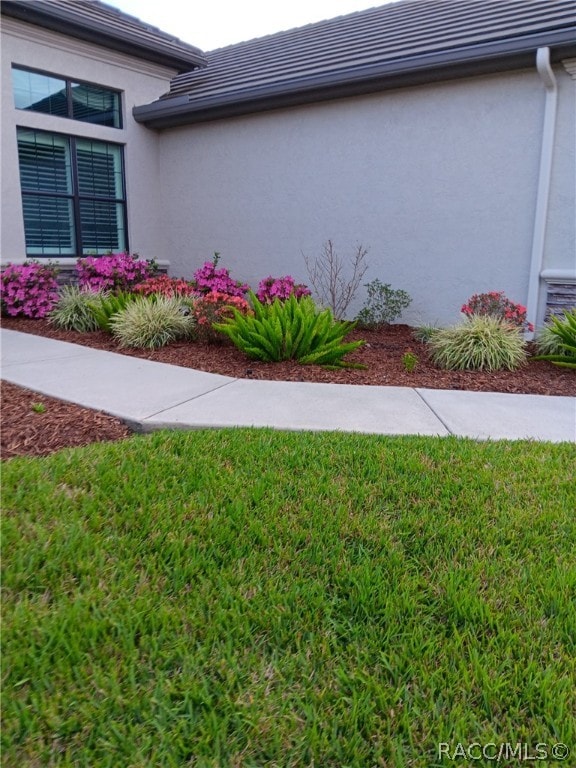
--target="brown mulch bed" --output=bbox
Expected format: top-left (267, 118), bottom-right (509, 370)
top-left (1, 379), bottom-right (133, 461)
top-left (2, 318), bottom-right (574, 460)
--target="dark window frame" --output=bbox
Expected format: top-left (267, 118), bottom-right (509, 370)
top-left (12, 65), bottom-right (123, 129)
top-left (17, 127), bottom-right (129, 258)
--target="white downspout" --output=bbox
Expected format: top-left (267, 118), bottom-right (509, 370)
top-left (526, 47), bottom-right (558, 337)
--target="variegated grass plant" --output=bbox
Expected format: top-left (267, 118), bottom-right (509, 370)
top-left (429, 315), bottom-right (527, 371)
top-left (110, 295), bottom-right (195, 348)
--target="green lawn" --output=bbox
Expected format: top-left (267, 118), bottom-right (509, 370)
top-left (2, 429), bottom-right (575, 767)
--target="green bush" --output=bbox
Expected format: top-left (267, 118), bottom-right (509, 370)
top-left (110, 295), bottom-right (195, 349)
top-left (356, 279), bottom-right (412, 328)
top-left (429, 315), bottom-right (527, 371)
top-left (48, 286), bottom-right (101, 332)
top-left (214, 292), bottom-right (364, 367)
top-left (91, 291), bottom-right (139, 332)
top-left (533, 309), bottom-right (576, 369)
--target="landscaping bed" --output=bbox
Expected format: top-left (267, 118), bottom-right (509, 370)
top-left (3, 317), bottom-right (574, 396)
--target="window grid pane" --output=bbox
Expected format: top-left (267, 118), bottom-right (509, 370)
top-left (71, 83), bottom-right (121, 128)
top-left (12, 69), bottom-right (68, 117)
top-left (80, 200), bottom-right (126, 253)
top-left (17, 131), bottom-right (72, 194)
top-left (76, 141), bottom-right (123, 198)
top-left (22, 195), bottom-right (75, 256)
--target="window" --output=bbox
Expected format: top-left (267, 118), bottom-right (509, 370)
top-left (12, 67), bottom-right (122, 128)
top-left (17, 128), bottom-right (128, 257)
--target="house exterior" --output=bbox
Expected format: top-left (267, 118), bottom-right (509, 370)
top-left (2, 0), bottom-right (575, 328)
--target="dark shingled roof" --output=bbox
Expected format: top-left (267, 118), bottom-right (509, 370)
top-left (133, 0), bottom-right (576, 128)
top-left (1, 0), bottom-right (207, 72)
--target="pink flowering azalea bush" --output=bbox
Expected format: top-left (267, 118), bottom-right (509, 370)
top-left (133, 275), bottom-right (197, 298)
top-left (0, 261), bottom-right (59, 318)
top-left (193, 254), bottom-right (248, 298)
top-left (461, 291), bottom-right (533, 332)
top-left (256, 275), bottom-right (311, 303)
top-left (192, 291), bottom-right (251, 343)
top-left (76, 252), bottom-right (156, 293)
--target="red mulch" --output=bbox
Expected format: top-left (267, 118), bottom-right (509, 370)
top-left (1, 379), bottom-right (133, 461)
top-left (2, 318), bottom-right (574, 459)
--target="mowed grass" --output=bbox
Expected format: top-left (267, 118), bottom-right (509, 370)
top-left (2, 429), bottom-right (575, 767)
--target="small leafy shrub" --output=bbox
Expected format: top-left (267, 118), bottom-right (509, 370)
top-left (430, 315), bottom-right (527, 371)
top-left (214, 292), bottom-right (364, 367)
top-left (356, 279), bottom-right (412, 328)
top-left (30, 402), bottom-right (46, 414)
top-left (133, 275), bottom-right (197, 298)
top-left (192, 291), bottom-right (251, 343)
top-left (76, 252), bottom-right (156, 293)
top-left (48, 286), bottom-right (102, 332)
top-left (413, 324), bottom-right (441, 343)
top-left (402, 350), bottom-right (418, 372)
top-left (256, 275), bottom-right (311, 303)
top-left (533, 310), bottom-right (576, 369)
top-left (461, 291), bottom-right (533, 332)
top-left (193, 253), bottom-right (248, 298)
top-left (110, 296), bottom-right (195, 349)
top-left (0, 261), bottom-right (59, 318)
top-left (91, 291), bottom-right (139, 332)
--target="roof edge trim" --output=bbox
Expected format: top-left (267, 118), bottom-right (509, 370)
top-left (133, 29), bottom-right (576, 128)
top-left (1, 0), bottom-right (208, 72)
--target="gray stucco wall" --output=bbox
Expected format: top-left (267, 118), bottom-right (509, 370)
top-left (158, 67), bottom-right (573, 326)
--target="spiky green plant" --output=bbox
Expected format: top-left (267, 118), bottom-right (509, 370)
top-left (214, 292), bottom-right (364, 367)
top-left (533, 309), bottom-right (576, 369)
top-left (47, 286), bottom-right (101, 332)
top-left (412, 324), bottom-right (441, 343)
top-left (91, 291), bottom-right (139, 332)
top-left (429, 315), bottom-right (527, 371)
top-left (109, 295), bottom-right (195, 349)
top-left (534, 322), bottom-right (568, 357)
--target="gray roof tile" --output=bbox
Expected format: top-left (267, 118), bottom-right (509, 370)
top-left (167, 0), bottom-right (575, 99)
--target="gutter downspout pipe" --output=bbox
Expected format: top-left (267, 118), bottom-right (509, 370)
top-left (526, 47), bottom-right (558, 337)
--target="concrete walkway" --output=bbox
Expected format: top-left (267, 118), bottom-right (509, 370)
top-left (1, 329), bottom-right (575, 443)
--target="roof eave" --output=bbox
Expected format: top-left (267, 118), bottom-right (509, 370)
top-left (1, 0), bottom-right (208, 72)
top-left (133, 29), bottom-right (576, 128)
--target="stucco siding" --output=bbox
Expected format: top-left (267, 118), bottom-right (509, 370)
top-left (159, 70), bottom-right (553, 325)
top-left (1, 17), bottom-right (173, 264)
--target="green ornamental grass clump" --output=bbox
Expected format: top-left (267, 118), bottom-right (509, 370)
top-left (48, 286), bottom-right (102, 332)
top-left (430, 315), bottom-right (527, 371)
top-left (533, 309), bottom-right (576, 369)
top-left (110, 295), bottom-right (195, 349)
top-left (214, 292), bottom-right (364, 367)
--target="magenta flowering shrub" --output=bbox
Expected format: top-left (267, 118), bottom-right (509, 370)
top-left (0, 262), bottom-right (59, 318)
top-left (76, 252), bottom-right (156, 293)
top-left (193, 257), bottom-right (248, 298)
top-left (256, 275), bottom-right (311, 303)
top-left (461, 291), bottom-right (534, 332)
